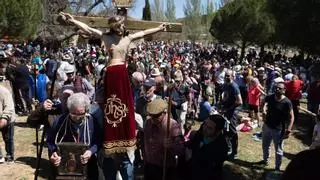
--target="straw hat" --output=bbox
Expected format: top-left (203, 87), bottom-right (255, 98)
top-left (62, 54), bottom-right (71, 61)
top-left (174, 70), bottom-right (183, 81)
top-left (150, 68), bottom-right (161, 77)
top-left (234, 65), bottom-right (242, 73)
top-left (64, 64), bottom-right (75, 74)
top-left (132, 72), bottom-right (146, 82)
top-left (147, 99), bottom-right (168, 115)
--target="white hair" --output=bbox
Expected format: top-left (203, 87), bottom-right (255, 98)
top-left (251, 77), bottom-right (260, 85)
top-left (67, 93), bottom-right (91, 111)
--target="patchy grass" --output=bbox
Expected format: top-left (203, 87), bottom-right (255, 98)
top-left (0, 106), bottom-right (313, 180)
top-left (0, 116), bottom-right (50, 180)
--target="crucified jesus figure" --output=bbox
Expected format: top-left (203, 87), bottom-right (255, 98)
top-left (59, 12), bottom-right (168, 66)
top-left (59, 12), bottom-right (169, 155)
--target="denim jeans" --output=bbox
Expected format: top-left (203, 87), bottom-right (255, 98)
top-left (103, 156), bottom-right (134, 180)
top-left (224, 109), bottom-right (239, 156)
top-left (262, 124), bottom-right (283, 169)
top-left (0, 122), bottom-right (14, 159)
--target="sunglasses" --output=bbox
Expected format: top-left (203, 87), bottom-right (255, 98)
top-left (66, 72), bottom-right (74, 76)
top-left (70, 113), bottom-right (86, 119)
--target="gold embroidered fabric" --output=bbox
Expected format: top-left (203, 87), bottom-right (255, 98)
top-left (104, 139), bottom-right (136, 154)
top-left (104, 94), bottom-right (128, 127)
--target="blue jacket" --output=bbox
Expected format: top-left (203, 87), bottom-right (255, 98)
top-left (29, 73), bottom-right (48, 103)
top-left (199, 101), bottom-right (212, 121)
top-left (46, 113), bottom-right (101, 156)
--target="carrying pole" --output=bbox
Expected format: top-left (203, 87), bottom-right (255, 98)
top-left (34, 67), bottom-right (58, 180)
top-left (162, 89), bottom-right (172, 180)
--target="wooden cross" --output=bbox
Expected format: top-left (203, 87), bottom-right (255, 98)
top-left (53, 0), bottom-right (182, 33)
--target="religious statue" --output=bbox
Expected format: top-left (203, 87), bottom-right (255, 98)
top-left (58, 12), bottom-right (169, 155)
top-left (66, 152), bottom-right (77, 173)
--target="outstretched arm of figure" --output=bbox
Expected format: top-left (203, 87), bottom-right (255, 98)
top-left (59, 12), bottom-right (103, 38)
top-left (128, 23), bottom-right (169, 41)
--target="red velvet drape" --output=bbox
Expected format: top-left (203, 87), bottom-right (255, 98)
top-left (103, 64), bottom-right (136, 154)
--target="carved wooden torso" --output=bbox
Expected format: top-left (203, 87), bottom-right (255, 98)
top-left (102, 33), bottom-right (131, 66)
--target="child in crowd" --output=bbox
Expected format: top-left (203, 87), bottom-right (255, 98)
top-left (247, 77), bottom-right (266, 127)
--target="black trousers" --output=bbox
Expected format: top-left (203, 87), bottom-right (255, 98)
top-left (291, 100), bottom-right (300, 120)
top-left (239, 86), bottom-right (248, 108)
top-left (214, 83), bottom-right (224, 103)
top-left (0, 122), bottom-right (15, 159)
top-left (13, 86), bottom-right (31, 113)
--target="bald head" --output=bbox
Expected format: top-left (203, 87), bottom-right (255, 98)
top-left (225, 69), bottom-right (234, 84)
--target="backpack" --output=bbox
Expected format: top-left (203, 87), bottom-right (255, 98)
top-left (73, 76), bottom-right (85, 93)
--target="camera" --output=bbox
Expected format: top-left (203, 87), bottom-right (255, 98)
top-left (52, 100), bottom-right (61, 108)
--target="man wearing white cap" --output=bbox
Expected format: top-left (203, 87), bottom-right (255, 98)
top-left (63, 64), bottom-right (95, 100)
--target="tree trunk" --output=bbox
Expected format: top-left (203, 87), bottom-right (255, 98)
top-left (240, 40), bottom-right (247, 62)
top-left (84, 0), bottom-right (103, 16)
top-left (260, 44), bottom-right (265, 53)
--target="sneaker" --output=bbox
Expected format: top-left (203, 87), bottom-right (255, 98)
top-left (253, 132), bottom-right (262, 138)
top-left (38, 125), bottom-right (44, 131)
top-left (228, 154), bottom-right (238, 161)
top-left (0, 157), bottom-right (4, 164)
top-left (257, 160), bottom-right (269, 166)
top-left (252, 135), bottom-right (262, 142)
top-left (5, 157), bottom-right (14, 164)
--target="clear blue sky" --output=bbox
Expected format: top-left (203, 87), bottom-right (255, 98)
top-left (128, 0), bottom-right (216, 19)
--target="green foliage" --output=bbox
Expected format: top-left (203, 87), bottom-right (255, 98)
top-left (183, 0), bottom-right (203, 41)
top-left (184, 0), bottom-right (201, 17)
top-left (0, 0), bottom-right (43, 39)
top-left (143, 0), bottom-right (152, 21)
top-left (204, 0), bottom-right (216, 35)
top-left (268, 0), bottom-right (320, 54)
top-left (151, 0), bottom-right (166, 21)
top-left (210, 0), bottom-right (275, 45)
top-left (165, 0), bottom-right (176, 22)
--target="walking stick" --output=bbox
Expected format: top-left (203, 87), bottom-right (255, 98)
top-left (33, 64), bottom-right (39, 157)
top-left (162, 88), bottom-right (172, 180)
top-left (34, 67), bottom-right (57, 180)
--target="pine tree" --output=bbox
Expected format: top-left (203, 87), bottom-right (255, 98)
top-left (152, 0), bottom-right (166, 21)
top-left (183, 0), bottom-right (202, 40)
top-left (143, 0), bottom-right (152, 20)
top-left (165, 0), bottom-right (176, 22)
top-left (0, 0), bottom-right (43, 39)
top-left (210, 0), bottom-right (276, 60)
top-left (269, 0), bottom-right (320, 54)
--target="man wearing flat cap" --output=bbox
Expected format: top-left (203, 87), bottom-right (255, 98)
top-left (136, 78), bottom-right (160, 121)
top-left (144, 99), bottom-right (184, 180)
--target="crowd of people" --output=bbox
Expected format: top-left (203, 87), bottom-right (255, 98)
top-left (0, 36), bottom-right (320, 180)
